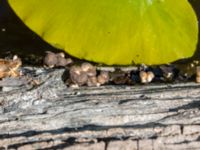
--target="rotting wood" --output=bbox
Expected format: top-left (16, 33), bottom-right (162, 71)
top-left (0, 67), bottom-right (200, 149)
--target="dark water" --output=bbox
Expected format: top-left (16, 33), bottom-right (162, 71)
top-left (0, 0), bottom-right (199, 64)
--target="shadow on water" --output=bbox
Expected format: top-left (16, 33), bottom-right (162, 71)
top-left (0, 0), bottom-right (199, 64)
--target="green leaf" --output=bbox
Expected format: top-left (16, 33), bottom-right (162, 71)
top-left (8, 0), bottom-right (198, 65)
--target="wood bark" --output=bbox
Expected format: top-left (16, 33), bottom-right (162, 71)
top-left (0, 67), bottom-right (200, 149)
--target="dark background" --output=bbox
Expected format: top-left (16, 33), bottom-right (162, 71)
top-left (0, 0), bottom-right (60, 64)
top-left (0, 0), bottom-right (199, 64)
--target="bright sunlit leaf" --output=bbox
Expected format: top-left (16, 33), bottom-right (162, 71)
top-left (8, 0), bottom-right (198, 65)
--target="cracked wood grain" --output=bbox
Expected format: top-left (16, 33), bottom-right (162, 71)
top-left (0, 67), bottom-right (200, 149)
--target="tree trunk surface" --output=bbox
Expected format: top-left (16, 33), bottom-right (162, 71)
top-left (0, 67), bottom-right (200, 149)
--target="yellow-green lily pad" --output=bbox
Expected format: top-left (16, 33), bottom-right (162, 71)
top-left (8, 0), bottom-right (198, 65)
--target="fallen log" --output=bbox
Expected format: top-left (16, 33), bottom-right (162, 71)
top-left (0, 67), bottom-right (200, 149)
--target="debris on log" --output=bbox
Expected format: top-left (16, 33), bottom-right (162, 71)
top-left (0, 67), bottom-right (200, 149)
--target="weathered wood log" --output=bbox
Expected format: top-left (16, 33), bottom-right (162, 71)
top-left (0, 67), bottom-right (200, 149)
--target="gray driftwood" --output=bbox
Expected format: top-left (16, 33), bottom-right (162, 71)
top-left (0, 67), bottom-right (200, 149)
